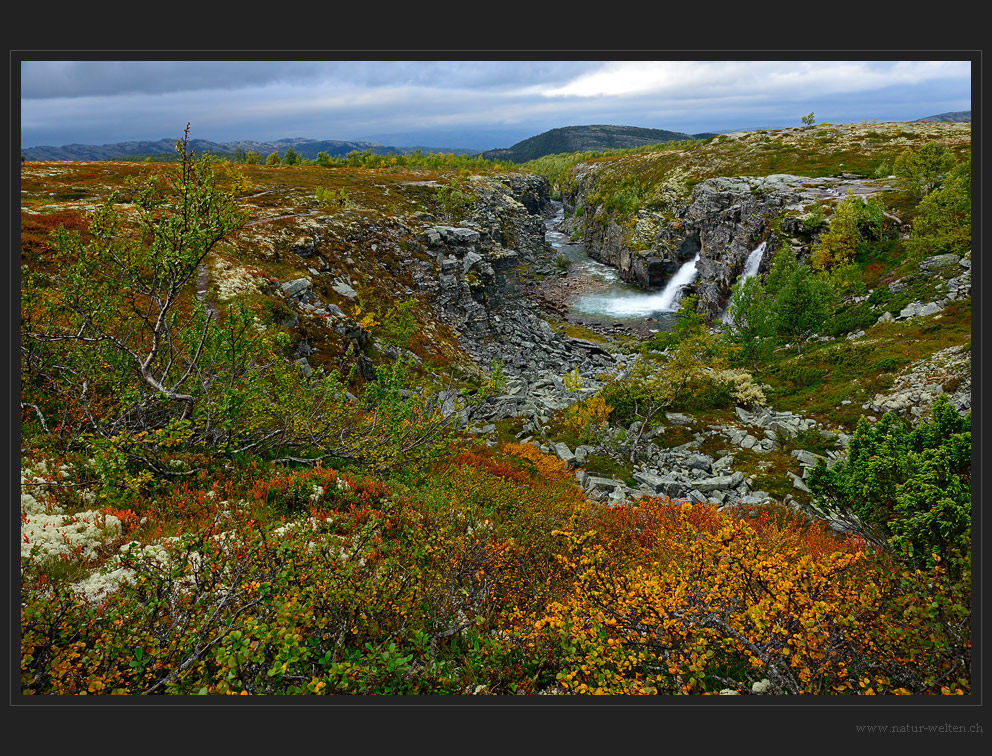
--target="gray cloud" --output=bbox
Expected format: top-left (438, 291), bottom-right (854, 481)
top-left (19, 59), bottom-right (972, 150)
top-left (20, 60), bottom-right (601, 99)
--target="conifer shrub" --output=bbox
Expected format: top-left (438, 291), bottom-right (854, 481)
top-left (806, 395), bottom-right (970, 571)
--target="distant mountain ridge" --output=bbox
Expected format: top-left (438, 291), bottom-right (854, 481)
top-left (481, 125), bottom-right (716, 163)
top-left (21, 137), bottom-right (483, 162)
top-left (913, 110), bottom-right (971, 123)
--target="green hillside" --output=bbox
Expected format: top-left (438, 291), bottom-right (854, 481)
top-left (482, 124), bottom-right (706, 163)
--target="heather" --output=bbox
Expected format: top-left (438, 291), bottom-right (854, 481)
top-left (20, 123), bottom-right (971, 696)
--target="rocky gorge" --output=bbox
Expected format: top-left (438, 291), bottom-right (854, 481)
top-left (18, 119), bottom-right (973, 697)
top-left (562, 171), bottom-right (899, 320)
top-left (324, 172), bottom-right (866, 522)
top-left (203, 146), bottom-right (972, 534)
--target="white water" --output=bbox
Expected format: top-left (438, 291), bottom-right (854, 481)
top-left (544, 203), bottom-right (688, 327)
top-left (720, 241), bottom-right (766, 324)
top-left (589, 253), bottom-right (701, 317)
top-left (740, 241), bottom-right (766, 281)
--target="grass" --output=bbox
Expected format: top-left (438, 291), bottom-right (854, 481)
top-left (729, 447), bottom-right (809, 504)
top-left (651, 424), bottom-right (698, 449)
top-left (581, 453), bottom-right (638, 487)
top-left (21, 131), bottom-right (972, 509)
top-left (759, 299), bottom-right (970, 428)
top-left (543, 121), bottom-right (970, 221)
top-left (21, 158), bottom-right (498, 390)
top-left (547, 318), bottom-right (611, 344)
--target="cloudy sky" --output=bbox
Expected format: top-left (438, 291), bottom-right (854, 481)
top-left (19, 59), bottom-right (973, 150)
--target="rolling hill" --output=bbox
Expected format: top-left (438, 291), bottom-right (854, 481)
top-left (913, 110), bottom-right (971, 123)
top-left (21, 136), bottom-right (482, 162)
top-left (481, 124), bottom-right (716, 163)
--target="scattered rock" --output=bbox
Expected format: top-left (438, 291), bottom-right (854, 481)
top-left (902, 298), bottom-right (951, 320)
top-left (331, 280), bottom-right (358, 299)
top-left (919, 253), bottom-right (960, 271)
top-left (281, 278), bottom-right (312, 299)
top-left (553, 442), bottom-right (576, 468)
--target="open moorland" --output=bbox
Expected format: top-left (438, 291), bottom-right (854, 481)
top-left (20, 119), bottom-right (971, 695)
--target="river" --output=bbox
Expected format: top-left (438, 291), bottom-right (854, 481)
top-left (543, 203), bottom-right (694, 333)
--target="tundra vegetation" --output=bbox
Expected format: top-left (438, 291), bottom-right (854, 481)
top-left (20, 121), bottom-right (971, 696)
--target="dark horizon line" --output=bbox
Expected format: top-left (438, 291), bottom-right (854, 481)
top-left (20, 108), bottom-right (971, 153)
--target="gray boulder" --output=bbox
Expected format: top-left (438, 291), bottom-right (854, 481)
top-left (919, 253), bottom-right (960, 271)
top-left (331, 280), bottom-right (358, 299)
top-left (553, 442), bottom-right (576, 468)
top-left (281, 278), bottom-right (312, 299)
top-left (685, 453), bottom-right (712, 472)
top-left (574, 445), bottom-right (594, 465)
top-left (462, 251), bottom-right (484, 273)
top-left (791, 449), bottom-right (825, 467)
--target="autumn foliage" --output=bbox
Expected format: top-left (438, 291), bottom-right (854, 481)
top-left (525, 500), bottom-right (969, 694)
top-left (20, 131), bottom-right (971, 697)
top-left (21, 445), bottom-right (970, 695)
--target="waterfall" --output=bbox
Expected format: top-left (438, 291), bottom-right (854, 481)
top-left (721, 241), bottom-right (766, 324)
top-left (653, 252), bottom-right (701, 311)
top-left (740, 241), bottom-right (766, 281)
top-left (596, 253), bottom-right (700, 316)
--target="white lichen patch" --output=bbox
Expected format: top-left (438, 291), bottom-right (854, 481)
top-left (211, 258), bottom-right (262, 300)
top-left (241, 229), bottom-right (278, 258)
top-left (21, 463), bottom-right (67, 515)
top-left (71, 537), bottom-right (201, 603)
top-left (20, 165), bottom-right (73, 179)
top-left (21, 509), bottom-right (122, 562)
top-left (71, 564), bottom-right (135, 604)
top-left (71, 540), bottom-right (172, 603)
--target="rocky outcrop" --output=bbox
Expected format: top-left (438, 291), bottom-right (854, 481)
top-left (415, 174), bottom-right (617, 382)
top-left (564, 172), bottom-right (894, 320)
top-left (888, 253), bottom-right (971, 323)
top-left (496, 173), bottom-right (553, 216)
top-left (866, 344), bottom-right (971, 419)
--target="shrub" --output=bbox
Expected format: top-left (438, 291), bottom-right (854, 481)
top-left (771, 255), bottom-right (835, 354)
top-left (598, 378), bottom-right (652, 428)
top-left (872, 356), bottom-right (906, 373)
top-left (806, 395), bottom-right (971, 571)
top-left (282, 147), bottom-right (300, 166)
top-left (648, 294), bottom-right (705, 352)
top-left (723, 276), bottom-right (776, 370)
top-left (773, 363), bottom-right (825, 389)
top-left (315, 186), bottom-right (349, 207)
top-left (434, 181), bottom-right (475, 223)
top-left (894, 141), bottom-right (957, 198)
top-left (811, 190), bottom-right (885, 271)
top-left (526, 500), bottom-right (969, 695)
top-left (711, 369), bottom-right (766, 407)
top-left (800, 201), bottom-right (825, 231)
top-left (22, 127), bottom-right (248, 451)
top-left (561, 393), bottom-right (612, 444)
top-left (824, 302), bottom-right (877, 336)
top-left (20, 129), bottom-right (453, 479)
top-left (906, 158), bottom-right (970, 259)
top-left (377, 297), bottom-right (419, 349)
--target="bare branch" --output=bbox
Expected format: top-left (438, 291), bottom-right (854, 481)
top-left (20, 402), bottom-right (50, 433)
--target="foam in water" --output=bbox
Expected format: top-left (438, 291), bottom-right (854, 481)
top-left (546, 204), bottom-right (697, 323)
top-left (587, 253), bottom-right (701, 317)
